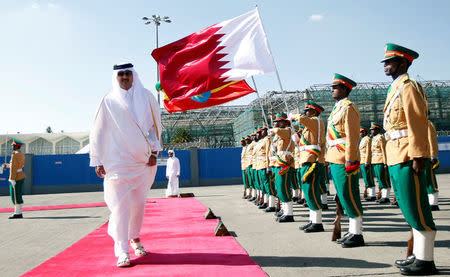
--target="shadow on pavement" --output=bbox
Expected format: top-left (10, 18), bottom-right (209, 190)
top-left (23, 216), bottom-right (102, 219)
top-left (251, 255), bottom-right (391, 268)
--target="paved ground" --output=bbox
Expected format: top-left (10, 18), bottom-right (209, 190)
top-left (1, 175), bottom-right (449, 277)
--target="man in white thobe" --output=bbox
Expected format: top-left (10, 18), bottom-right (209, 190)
top-left (89, 62), bottom-right (162, 267)
top-left (165, 150), bottom-right (180, 197)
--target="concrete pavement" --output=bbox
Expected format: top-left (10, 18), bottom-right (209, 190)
top-left (0, 175), bottom-right (449, 276)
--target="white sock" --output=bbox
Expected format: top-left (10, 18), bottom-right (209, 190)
top-left (246, 188), bottom-right (250, 195)
top-left (269, 195), bottom-right (275, 207)
top-left (326, 183), bottom-right (330, 192)
top-left (292, 189), bottom-right (299, 198)
top-left (264, 194), bottom-right (268, 203)
top-left (381, 188), bottom-right (387, 198)
top-left (285, 201), bottom-right (293, 216)
top-left (413, 229), bottom-right (436, 261)
top-left (349, 216), bottom-right (363, 235)
top-left (310, 209), bottom-right (322, 224)
top-left (321, 194), bottom-right (328, 204)
top-left (14, 204), bottom-right (22, 215)
top-left (368, 187), bottom-right (375, 197)
top-left (428, 192), bottom-right (439, 206)
top-left (385, 188), bottom-right (391, 198)
top-left (252, 190), bottom-right (256, 197)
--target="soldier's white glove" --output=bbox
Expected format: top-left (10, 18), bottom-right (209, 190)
top-left (267, 129), bottom-right (273, 136)
top-left (9, 180), bottom-right (16, 187)
top-left (288, 112), bottom-right (294, 121)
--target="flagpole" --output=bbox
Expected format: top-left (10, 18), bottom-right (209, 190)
top-left (251, 76), bottom-right (269, 127)
top-left (255, 6), bottom-right (289, 112)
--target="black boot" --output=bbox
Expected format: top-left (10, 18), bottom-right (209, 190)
top-left (9, 214), bottom-right (23, 219)
top-left (400, 259), bottom-right (437, 275)
top-left (395, 255), bottom-right (416, 268)
top-left (336, 232), bottom-right (350, 244)
top-left (275, 210), bottom-right (284, 217)
top-left (304, 223), bottom-right (324, 233)
top-left (321, 204), bottom-right (329, 211)
top-left (297, 198), bottom-right (305, 205)
top-left (430, 205), bottom-right (440, 211)
top-left (259, 203), bottom-right (268, 209)
top-left (265, 207), bottom-right (276, 213)
top-left (248, 197), bottom-right (255, 202)
top-left (303, 202), bottom-right (309, 208)
top-left (365, 196), bottom-right (376, 201)
top-left (378, 198), bottom-right (390, 204)
top-left (299, 221), bottom-right (312, 230)
top-left (392, 200), bottom-right (399, 207)
top-left (292, 197), bottom-right (299, 202)
top-left (277, 215), bottom-right (294, 223)
top-left (341, 234), bottom-right (365, 248)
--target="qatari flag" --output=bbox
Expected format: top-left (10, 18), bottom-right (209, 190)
top-left (152, 8), bottom-right (276, 112)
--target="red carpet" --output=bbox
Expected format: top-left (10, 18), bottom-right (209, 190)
top-left (21, 198), bottom-right (266, 277)
top-left (0, 202), bottom-right (107, 213)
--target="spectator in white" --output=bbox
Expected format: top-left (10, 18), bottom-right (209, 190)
top-left (166, 150), bottom-right (180, 197)
top-left (89, 62), bottom-right (162, 267)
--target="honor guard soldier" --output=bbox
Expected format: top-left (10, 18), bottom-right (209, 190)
top-left (293, 125), bottom-right (306, 205)
top-left (359, 127), bottom-right (375, 200)
top-left (254, 125), bottom-right (272, 209)
top-left (382, 43), bottom-right (437, 275)
top-left (241, 137), bottom-right (250, 199)
top-left (290, 100), bottom-right (326, 233)
top-left (2, 139), bottom-right (26, 219)
top-left (265, 124), bottom-right (278, 213)
top-left (245, 135), bottom-right (256, 201)
top-left (370, 122), bottom-right (391, 203)
top-left (270, 113), bottom-right (295, 222)
top-left (426, 120), bottom-right (439, 211)
top-left (251, 129), bottom-right (264, 206)
top-left (326, 74), bottom-right (365, 247)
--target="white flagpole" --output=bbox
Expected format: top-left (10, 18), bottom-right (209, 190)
top-left (251, 76), bottom-right (269, 127)
top-left (255, 6), bottom-right (289, 113)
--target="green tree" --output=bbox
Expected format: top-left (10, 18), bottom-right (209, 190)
top-left (171, 128), bottom-right (193, 143)
top-left (46, 126), bottom-right (53, 133)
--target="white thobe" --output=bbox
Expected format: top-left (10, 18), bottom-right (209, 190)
top-left (89, 80), bottom-right (162, 257)
top-left (165, 156), bottom-right (180, 197)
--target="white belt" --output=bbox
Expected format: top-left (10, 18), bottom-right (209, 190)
top-left (269, 156), bottom-right (277, 161)
top-left (326, 138), bottom-right (346, 148)
top-left (256, 157), bottom-right (266, 161)
top-left (385, 129), bottom-right (408, 141)
top-left (299, 145), bottom-right (321, 152)
top-left (277, 151), bottom-right (292, 156)
top-left (17, 168), bottom-right (23, 173)
top-left (372, 152), bottom-right (383, 156)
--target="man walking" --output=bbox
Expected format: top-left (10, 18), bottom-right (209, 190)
top-left (90, 62), bottom-right (162, 267)
top-left (166, 150), bottom-right (180, 198)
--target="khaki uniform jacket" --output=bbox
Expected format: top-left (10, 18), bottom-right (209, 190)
top-left (384, 74), bottom-right (429, 165)
top-left (241, 146), bottom-right (247, 170)
top-left (325, 98), bottom-right (361, 164)
top-left (428, 121), bottom-right (438, 158)
top-left (294, 134), bottom-right (301, 169)
top-left (254, 137), bottom-right (270, 170)
top-left (245, 142), bottom-right (255, 169)
top-left (371, 134), bottom-right (387, 164)
top-left (8, 150), bottom-right (26, 181)
top-left (272, 127), bottom-right (294, 166)
top-left (267, 136), bottom-right (277, 168)
top-left (292, 115), bottom-right (325, 165)
top-left (359, 136), bottom-right (372, 164)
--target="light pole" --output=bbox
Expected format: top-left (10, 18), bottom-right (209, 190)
top-left (143, 15), bottom-right (171, 106)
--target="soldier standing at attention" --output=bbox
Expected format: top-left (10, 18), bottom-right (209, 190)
top-left (2, 139), bottom-right (26, 219)
top-left (271, 113), bottom-right (295, 222)
top-left (290, 100), bottom-right (326, 233)
top-left (240, 137), bottom-right (250, 199)
top-left (370, 122), bottom-right (391, 204)
top-left (359, 127), bottom-right (375, 201)
top-left (326, 73), bottom-right (365, 248)
top-left (382, 43), bottom-right (437, 275)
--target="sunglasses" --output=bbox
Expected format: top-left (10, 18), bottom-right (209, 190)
top-left (117, 70), bottom-right (132, 77)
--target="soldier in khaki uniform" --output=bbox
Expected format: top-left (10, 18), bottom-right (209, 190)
top-left (426, 120), bottom-right (439, 211)
top-left (2, 139), bottom-right (26, 219)
top-left (359, 127), bottom-right (375, 200)
top-left (293, 125), bottom-right (306, 205)
top-left (326, 73), bottom-right (365, 248)
top-left (370, 122), bottom-right (391, 204)
top-left (245, 135), bottom-right (256, 201)
top-left (265, 124), bottom-right (278, 212)
top-left (240, 137), bottom-right (250, 199)
top-left (290, 100), bottom-right (326, 233)
top-left (382, 43), bottom-right (437, 275)
top-left (254, 126), bottom-right (271, 209)
top-left (270, 112), bottom-right (295, 222)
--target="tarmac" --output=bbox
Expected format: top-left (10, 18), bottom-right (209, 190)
top-left (1, 174), bottom-right (449, 277)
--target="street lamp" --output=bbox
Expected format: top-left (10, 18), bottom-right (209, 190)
top-left (143, 15), bottom-right (172, 105)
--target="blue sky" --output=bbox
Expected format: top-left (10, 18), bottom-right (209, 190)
top-left (1, 0), bottom-right (450, 134)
